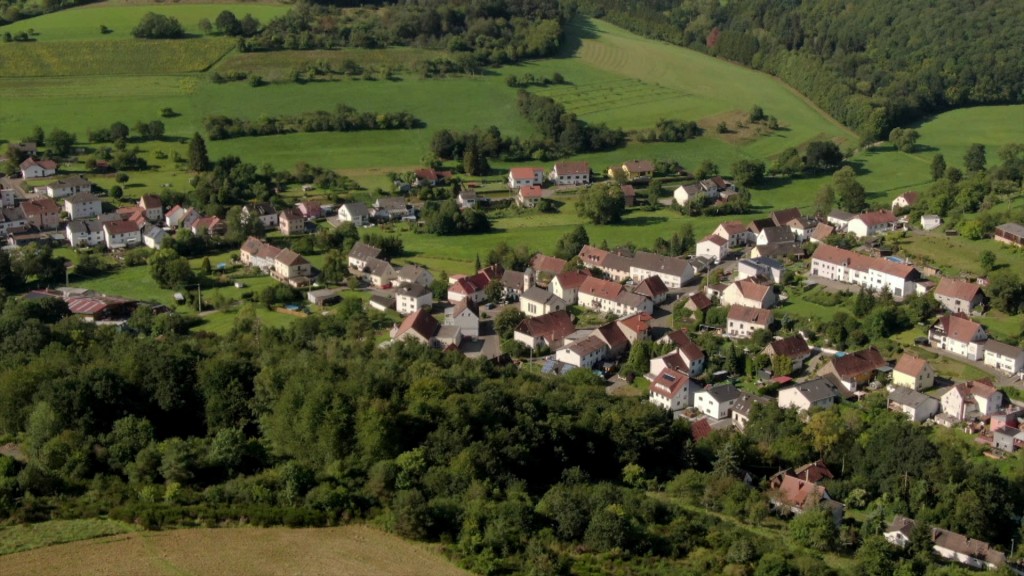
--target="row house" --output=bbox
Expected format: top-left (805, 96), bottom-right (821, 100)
top-left (577, 276), bottom-right (653, 317)
top-left (810, 243), bottom-right (922, 299)
top-left (20, 198), bottom-right (61, 230)
top-left (713, 220), bottom-right (752, 248)
top-left (139, 195), bottom-right (163, 223)
top-left (66, 220), bottom-right (105, 247)
top-left (629, 251), bottom-right (693, 288)
top-left (41, 175), bottom-right (91, 199)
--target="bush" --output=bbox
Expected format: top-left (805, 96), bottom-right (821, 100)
top-left (132, 13), bottom-right (185, 39)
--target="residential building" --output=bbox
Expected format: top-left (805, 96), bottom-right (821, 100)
top-left (549, 270), bottom-right (589, 304)
top-left (929, 314), bottom-right (987, 360)
top-left (272, 249), bottom-right (313, 286)
top-left (847, 210), bottom-right (897, 238)
top-left (892, 354), bottom-right (935, 391)
top-left (770, 208), bottom-right (802, 228)
top-left (508, 166), bottom-right (546, 188)
top-left (756, 226), bottom-right (795, 247)
top-left (787, 217), bottom-right (817, 242)
top-left (632, 276), bottom-right (669, 304)
top-left (731, 393), bottom-right (771, 431)
top-left (920, 215), bottom-right (942, 231)
top-left (983, 340), bottom-right (1024, 374)
top-left (713, 220), bottom-right (751, 247)
top-left (684, 292), bottom-right (713, 314)
top-left (373, 196), bottom-right (410, 221)
top-left (696, 234), bottom-right (728, 263)
top-left (693, 384), bottom-right (743, 419)
top-left (993, 427), bottom-right (1023, 453)
top-left (810, 222), bottom-right (835, 243)
top-left (888, 387), bottom-right (940, 422)
top-left (891, 191), bottom-right (919, 211)
top-left (940, 379), bottom-right (1003, 420)
top-left (934, 278), bottom-right (985, 315)
top-left (20, 157), bottom-right (58, 179)
top-left (241, 202), bottom-right (278, 229)
top-left (616, 312), bottom-right (653, 344)
top-left (577, 276), bottom-right (653, 316)
top-left (297, 200), bottom-right (321, 220)
top-left (763, 335), bottom-right (812, 371)
top-left (66, 220), bottom-right (105, 247)
top-left (444, 299), bottom-right (479, 339)
top-left (307, 288), bottom-right (340, 307)
top-left (191, 216), bottom-right (225, 237)
top-left (778, 378), bottom-right (840, 412)
top-left (457, 189), bottom-right (477, 209)
top-left (241, 237), bottom-right (282, 273)
top-left (725, 305), bottom-right (773, 338)
top-left (413, 168), bottom-right (451, 188)
top-left (141, 224), bottom-right (167, 249)
top-left (396, 265), bottom-right (433, 288)
top-left (516, 185), bottom-right (545, 208)
top-left (555, 335), bottom-right (607, 369)
top-left (520, 286), bottom-right (567, 317)
top-left (550, 162), bottom-right (590, 186)
top-left (102, 220), bottom-right (142, 249)
top-left (514, 310), bottom-right (574, 350)
top-left (338, 202), bottom-right (370, 227)
top-left (620, 184), bottom-right (636, 207)
top-left (64, 192), bottom-right (102, 220)
top-left (278, 208), bottom-right (305, 236)
top-left (810, 244), bottom-right (921, 299)
top-left (501, 268), bottom-right (531, 298)
top-left (361, 257), bottom-right (397, 287)
top-left (883, 516), bottom-right (917, 549)
top-left (993, 222), bottom-right (1024, 247)
top-left (931, 527), bottom-right (1008, 571)
top-left (395, 283), bottom-right (433, 315)
top-left (722, 279), bottom-right (776, 309)
top-left (737, 257), bottom-right (784, 284)
top-left (648, 368), bottom-right (699, 412)
top-left (770, 471), bottom-right (843, 524)
top-left (826, 210), bottom-right (854, 230)
top-left (593, 322), bottom-right (629, 359)
top-left (578, 244), bottom-right (632, 281)
top-left (348, 242), bottom-right (382, 271)
top-left (139, 195), bottom-right (163, 223)
top-left (19, 198), bottom-right (60, 230)
top-left (673, 183), bottom-right (705, 206)
top-left (613, 159), bottom-right (655, 182)
top-left (391, 309), bottom-right (441, 345)
top-left (629, 250), bottom-right (693, 288)
top-left (817, 347), bottom-right (887, 393)
top-left (42, 175), bottom-right (91, 199)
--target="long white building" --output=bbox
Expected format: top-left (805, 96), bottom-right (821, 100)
top-left (810, 244), bottom-right (921, 299)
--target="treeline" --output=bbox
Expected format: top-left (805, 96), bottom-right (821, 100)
top-left (203, 106), bottom-right (421, 140)
top-left (241, 0), bottom-right (569, 67)
top-left (0, 0), bottom-right (94, 24)
top-left (635, 118), bottom-right (702, 143)
top-left (576, 0), bottom-right (1024, 139)
top-left (421, 199), bottom-right (491, 235)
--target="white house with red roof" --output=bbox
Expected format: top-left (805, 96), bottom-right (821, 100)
top-left (657, 329), bottom-right (706, 376)
top-left (548, 270), bottom-right (589, 304)
top-left (391, 308), bottom-right (442, 345)
top-left (726, 305), bottom-right (773, 339)
top-left (713, 220), bottom-right (751, 247)
top-left (810, 243), bottom-right (921, 299)
top-left (929, 314), bottom-right (987, 360)
top-left (648, 367), bottom-right (699, 411)
top-left (20, 158), bottom-right (57, 179)
top-left (103, 219), bottom-right (142, 249)
top-left (516, 185), bottom-right (545, 208)
top-left (848, 210), bottom-right (897, 238)
top-left (941, 379), bottom-right (1003, 420)
top-left (934, 278), bottom-right (985, 315)
top-left (891, 191), bottom-right (919, 211)
top-left (507, 166), bottom-right (545, 188)
top-left (722, 279), bottom-right (776, 309)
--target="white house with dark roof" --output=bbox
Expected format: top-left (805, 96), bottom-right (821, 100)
top-left (242, 202), bottom-right (278, 229)
top-left (444, 299), bottom-right (480, 339)
top-left (42, 175), bottom-right (90, 199)
top-left (983, 340), bottom-right (1024, 375)
top-left (629, 250), bottom-right (693, 288)
top-left (395, 283), bottom-right (433, 315)
top-left (888, 387), bottom-right (939, 422)
top-left (64, 192), bottom-right (102, 220)
top-left (396, 265), bottom-right (433, 288)
top-left (66, 220), bottom-right (104, 247)
top-left (142, 224), bottom-right (167, 249)
top-left (555, 335), bottom-right (607, 369)
top-left (731, 393), bottom-right (771, 431)
top-left (520, 286), bottom-right (567, 317)
top-left (338, 202), bottom-right (370, 227)
top-left (103, 219), bottom-right (142, 249)
top-left (713, 221), bottom-right (750, 247)
top-left (348, 242), bottom-right (382, 271)
top-left (694, 384), bottom-right (742, 419)
top-left (777, 378), bottom-right (840, 412)
top-left (550, 162), bottom-right (590, 186)
top-left (737, 257), bottom-right (784, 284)
top-left (726, 305), bottom-right (773, 338)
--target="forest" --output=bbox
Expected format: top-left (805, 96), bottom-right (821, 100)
top-left (576, 0), bottom-right (1024, 139)
top-left (0, 294), bottom-right (1021, 575)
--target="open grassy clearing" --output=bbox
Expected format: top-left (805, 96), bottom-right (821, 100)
top-left (0, 3), bottom-right (290, 41)
top-left (0, 519), bottom-right (137, 556)
top-left (897, 231), bottom-right (1024, 277)
top-left (912, 105), bottom-right (1024, 169)
top-left (0, 38), bottom-right (234, 77)
top-left (0, 524), bottom-right (470, 576)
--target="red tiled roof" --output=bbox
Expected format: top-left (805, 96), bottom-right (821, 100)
top-left (633, 275), bottom-right (668, 299)
top-left (771, 208), bottom-right (802, 227)
top-left (663, 329), bottom-right (705, 363)
top-left (578, 244), bottom-right (609, 266)
top-left (894, 353), bottom-right (928, 377)
top-left (716, 220), bottom-right (746, 236)
top-left (896, 191), bottom-right (919, 205)
top-left (765, 335), bottom-right (810, 359)
top-left (509, 166), bottom-right (541, 179)
top-left (519, 185), bottom-right (544, 198)
top-left (812, 243), bottom-right (917, 279)
top-left (595, 322), bottom-right (628, 351)
top-left (579, 276), bottom-right (622, 299)
top-left (701, 234), bottom-right (728, 246)
top-left (622, 159), bottom-right (654, 173)
top-left (773, 473), bottom-right (829, 509)
top-left (139, 195), bottom-right (162, 210)
top-left (516, 310), bottom-right (574, 343)
top-left (103, 220), bottom-right (140, 235)
top-left (553, 161), bottom-right (589, 176)
top-left (731, 279), bottom-right (771, 302)
top-left (727, 305), bottom-right (773, 326)
top-left (691, 418), bottom-right (712, 441)
top-left (19, 198), bottom-right (59, 215)
top-left (934, 314), bottom-right (985, 344)
top-left (553, 270), bottom-right (590, 290)
top-left (395, 308), bottom-right (440, 340)
top-left (687, 292), bottom-right (713, 310)
top-left (617, 312), bottom-right (652, 336)
top-left (854, 210), bottom-right (896, 226)
top-left (531, 254), bottom-right (567, 275)
top-left (650, 367), bottom-right (690, 398)
top-left (935, 278), bottom-right (982, 303)
top-left (829, 347), bottom-right (886, 378)
top-left (275, 248), bottom-right (308, 267)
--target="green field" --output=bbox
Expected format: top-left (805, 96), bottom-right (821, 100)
top-left (0, 37), bottom-right (234, 77)
top-left (0, 519), bottom-right (136, 555)
top-left (913, 105), bottom-right (1024, 170)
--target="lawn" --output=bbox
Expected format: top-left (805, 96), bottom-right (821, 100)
top-left (0, 519), bottom-right (136, 556)
top-left (897, 231), bottom-right (1023, 277)
top-left (0, 524), bottom-right (469, 576)
top-left (912, 105), bottom-right (1024, 170)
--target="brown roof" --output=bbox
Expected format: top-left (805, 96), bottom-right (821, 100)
top-left (622, 159), bottom-right (654, 173)
top-left (633, 276), bottom-right (668, 299)
top-left (275, 248), bottom-right (309, 267)
top-left (516, 310), bottom-right (574, 343)
top-left (894, 353), bottom-right (929, 377)
top-left (772, 473), bottom-right (829, 509)
top-left (631, 250), bottom-right (690, 278)
top-left (811, 222), bottom-right (835, 240)
top-left (727, 305), bottom-right (773, 326)
top-left (531, 254), bottom-right (567, 276)
top-left (519, 185), bottom-right (544, 198)
top-left (853, 210), bottom-right (896, 226)
top-left (650, 367), bottom-right (690, 398)
top-left (731, 279), bottom-right (772, 303)
top-left (686, 292), bottom-right (713, 311)
top-left (241, 236), bottom-right (264, 255)
top-left (771, 208), bottom-right (802, 227)
top-left (935, 278), bottom-right (982, 303)
top-left (139, 195), bottom-right (162, 210)
top-left (553, 270), bottom-right (590, 290)
top-left (934, 314), bottom-right (985, 344)
top-left (19, 197), bottom-right (59, 215)
top-left (256, 242), bottom-right (283, 260)
top-left (620, 184), bottom-right (635, 197)
top-left (349, 241), bottom-right (382, 262)
top-left (701, 234), bottom-right (728, 246)
top-left (765, 335), bottom-right (810, 359)
top-left (828, 347), bottom-right (886, 379)
top-left (896, 191), bottom-right (920, 205)
top-left (617, 312), bottom-right (652, 337)
top-left (812, 243), bottom-right (917, 279)
top-left (663, 329), bottom-right (705, 363)
top-left (449, 298), bottom-right (479, 319)
top-left (509, 166), bottom-right (542, 179)
top-left (579, 276), bottom-right (623, 300)
top-left (931, 528), bottom-right (1006, 566)
top-left (578, 244), bottom-right (609, 266)
top-left (793, 460), bottom-right (834, 483)
top-left (565, 334), bottom-right (608, 357)
top-left (691, 418), bottom-right (712, 442)
top-left (103, 220), bottom-right (140, 235)
top-left (595, 322), bottom-right (629, 352)
top-left (553, 161), bottom-right (590, 176)
top-left (955, 378), bottom-right (1000, 400)
top-left (716, 220), bottom-right (746, 236)
top-left (394, 308), bottom-right (440, 340)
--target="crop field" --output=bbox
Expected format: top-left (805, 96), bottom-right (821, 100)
top-left (0, 519), bottom-right (137, 555)
top-left (0, 37), bottom-right (234, 77)
top-left (0, 525), bottom-right (470, 576)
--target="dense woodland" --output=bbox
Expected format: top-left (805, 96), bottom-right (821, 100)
top-left (576, 0), bottom-right (1024, 139)
top-left (202, 106), bottom-right (422, 141)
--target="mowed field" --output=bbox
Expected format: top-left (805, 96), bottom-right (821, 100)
top-left (0, 525), bottom-right (471, 576)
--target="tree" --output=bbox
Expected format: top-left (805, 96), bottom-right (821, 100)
top-left (132, 12), bottom-right (185, 39)
top-left (732, 159), bottom-right (766, 187)
top-left (554, 225), bottom-right (589, 260)
top-left (695, 159), bottom-right (718, 180)
top-left (576, 184), bottom-right (625, 225)
top-left (494, 307), bottom-right (526, 340)
top-left (214, 10), bottom-right (242, 36)
top-left (888, 128), bottom-right (919, 153)
top-left (930, 154), bottom-right (946, 181)
top-left (198, 18), bottom-right (212, 35)
top-left (749, 104), bottom-right (766, 123)
top-left (987, 270), bottom-right (1024, 314)
top-left (855, 536), bottom-right (897, 576)
top-left (979, 250), bottom-right (997, 273)
top-left (964, 143), bottom-right (986, 172)
top-left (188, 133), bottom-right (210, 172)
top-left (771, 353), bottom-right (793, 377)
top-left (484, 279), bottom-right (504, 304)
top-left (431, 271), bottom-right (449, 300)
top-left (832, 166), bottom-right (867, 212)
top-left (772, 147), bottom-right (804, 176)
top-left (148, 249), bottom-right (194, 288)
top-left (462, 141), bottom-right (490, 176)
top-left (814, 184), bottom-right (835, 217)
top-left (804, 141), bottom-right (843, 171)
top-left (320, 249), bottom-right (348, 283)
top-left (788, 505), bottom-right (838, 552)
top-left (47, 128), bottom-right (76, 157)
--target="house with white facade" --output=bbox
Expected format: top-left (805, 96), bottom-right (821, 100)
top-left (520, 286), bottom-right (567, 317)
top-left (549, 271), bottom-right (589, 304)
top-left (395, 283), bottom-right (433, 315)
top-left (888, 387), bottom-right (940, 422)
top-left (242, 202), bottom-right (279, 229)
top-left (934, 278), bottom-right (985, 315)
top-left (847, 210), bottom-right (897, 238)
top-left (657, 329), bottom-right (706, 376)
top-left (139, 195), bottom-right (163, 223)
top-left (737, 257), bottom-right (784, 284)
top-left (550, 162), bottom-right (590, 186)
top-left (777, 378), bottom-right (840, 412)
top-left (20, 157), bottom-right (57, 179)
top-left (555, 335), bottom-right (607, 369)
top-left (696, 234), bottom-right (728, 263)
top-left (810, 244), bottom-right (921, 299)
top-left (514, 310), bottom-right (574, 350)
top-left (892, 354), bottom-right (935, 391)
top-left (577, 276), bottom-right (653, 317)
top-left (983, 340), bottom-right (1024, 375)
top-left (64, 192), bottom-right (102, 220)
top-left (42, 175), bottom-right (91, 199)
top-left (694, 384), bottom-right (742, 419)
top-left (444, 299), bottom-right (480, 339)
top-left (629, 251), bottom-right (693, 288)
top-left (648, 368), bottom-right (699, 412)
top-left (929, 314), bottom-right (987, 361)
top-left (508, 167), bottom-right (546, 189)
top-left (725, 305), bottom-right (773, 339)
top-left (713, 221), bottom-right (751, 247)
top-left (103, 219), bottom-right (142, 249)
top-left (940, 379), bottom-right (1003, 420)
top-left (66, 220), bottom-right (105, 247)
top-left (338, 202), bottom-right (370, 227)
top-left (722, 279), bottom-right (776, 309)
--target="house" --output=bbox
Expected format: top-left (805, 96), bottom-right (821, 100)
top-left (308, 288), bottom-right (341, 307)
top-left (809, 222), bottom-right (835, 243)
top-left (694, 384), bottom-right (743, 419)
top-left (931, 527), bottom-right (1008, 571)
top-left (891, 191), bottom-right (919, 211)
top-left (140, 224), bottom-right (167, 249)
top-left (920, 214), bottom-right (942, 231)
top-left (883, 516), bottom-right (918, 549)
top-left (826, 210), bottom-right (854, 230)
top-left (616, 312), bottom-right (653, 343)
top-left (501, 268), bottom-right (531, 298)
top-left (787, 217), bottom-right (818, 242)
top-left (516, 185), bottom-right (545, 208)
top-left (614, 160), bottom-right (655, 182)
top-left (648, 336), bottom-right (704, 377)
top-left (929, 314), bottom-right (987, 360)
top-left (817, 347), bottom-right (886, 393)
top-left (444, 299), bottom-right (480, 339)
top-left (163, 205), bottom-right (188, 228)
top-left (696, 234), bottom-right (729, 263)
top-left (530, 254), bottom-right (567, 280)
top-left (457, 189), bottom-right (477, 209)
top-left (648, 368), bottom-right (699, 412)
top-left (934, 278), bottom-right (985, 315)
top-left (770, 472), bottom-right (842, 523)
top-left (578, 276), bottom-right (653, 316)
top-left (577, 245), bottom-right (632, 281)
top-left (514, 310), bottom-right (575, 350)
top-left (117, 206), bottom-right (148, 229)
top-left (756, 226), bottom-right (795, 247)
top-left (629, 251), bottom-right (693, 288)
top-left (102, 219), bottom-right (142, 249)
top-left (296, 200), bottom-right (321, 220)
top-left (892, 353), bottom-right (935, 390)
top-left (508, 167), bottom-right (546, 188)
top-left (19, 158), bottom-right (58, 179)
top-left (549, 270), bottom-right (590, 304)
top-left (550, 162), bottom-right (590, 186)
top-left (391, 308), bottom-right (441, 345)
top-left (770, 208), bottom-right (802, 228)
top-left (993, 223), bottom-right (1024, 247)
top-left (731, 393), bottom-right (771, 431)
top-left (348, 242), bottom-right (382, 271)
top-left (941, 379), bottom-right (1003, 420)
top-left (413, 168), bottom-right (451, 188)
top-left (373, 196), bottom-right (410, 221)
top-left (726, 305), bottom-right (773, 339)
top-left (737, 257), bottom-right (784, 284)
top-left (810, 244), bottom-right (921, 299)
top-left (672, 183), bottom-right (704, 206)
top-left (713, 220), bottom-right (751, 248)
top-left (278, 208), bottom-right (305, 236)
top-left (763, 335), bottom-right (812, 371)
top-left (64, 191), bottom-right (102, 220)
top-left (632, 276), bottom-right (669, 304)
top-left (361, 257), bottom-right (397, 287)
top-left (848, 210), bottom-right (897, 238)
top-left (338, 202), bottom-right (370, 227)
top-left (993, 426), bottom-right (1023, 453)
top-left (983, 340), bottom-right (1024, 375)
top-left (240, 237), bottom-right (282, 272)
top-left (448, 275), bottom-right (486, 304)
top-left (778, 377), bottom-right (840, 412)
top-left (888, 387), bottom-right (940, 422)
top-left (19, 198), bottom-right (60, 230)
top-left (751, 243), bottom-right (806, 261)
top-left (396, 265), bottom-right (433, 288)
top-left (139, 195), bottom-right (163, 223)
top-left (395, 283), bottom-right (433, 315)
top-left (271, 249), bottom-right (313, 286)
top-left (555, 335), bottom-right (608, 369)
top-left (242, 203), bottom-right (278, 229)
top-left (747, 218), bottom-right (775, 237)
top-left (520, 286), bottom-right (567, 317)
top-left (722, 279), bottom-right (776, 309)
top-left (594, 322), bottom-right (630, 359)
top-left (41, 175), bottom-right (91, 199)
top-left (191, 216), bottom-right (225, 237)
top-left (65, 220), bottom-right (104, 247)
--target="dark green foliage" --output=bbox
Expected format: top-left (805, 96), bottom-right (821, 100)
top-left (132, 12), bottom-right (184, 39)
top-left (46, 128), bottom-right (76, 157)
top-left (732, 159), bottom-right (766, 186)
top-left (204, 106), bottom-right (421, 140)
top-left (576, 183), bottom-right (626, 225)
top-left (421, 199), bottom-right (491, 235)
top-left (187, 132), bottom-right (210, 172)
top-left (964, 143), bottom-right (987, 172)
top-left (554, 225), bottom-right (589, 260)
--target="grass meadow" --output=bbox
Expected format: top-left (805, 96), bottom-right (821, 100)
top-left (0, 524), bottom-right (470, 575)
top-left (0, 519), bottom-right (136, 555)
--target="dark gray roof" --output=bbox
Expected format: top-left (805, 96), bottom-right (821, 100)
top-left (396, 283), bottom-right (430, 298)
top-left (759, 226), bottom-right (795, 244)
top-left (984, 339), bottom-right (1023, 357)
top-left (888, 387), bottom-right (935, 409)
top-left (522, 286), bottom-right (564, 306)
top-left (349, 241), bottom-right (382, 261)
top-left (732, 392), bottom-right (771, 417)
top-left (341, 202), bottom-right (369, 218)
top-left (701, 384), bottom-right (742, 403)
top-left (783, 377), bottom-right (839, 403)
top-left (630, 250), bottom-right (690, 277)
